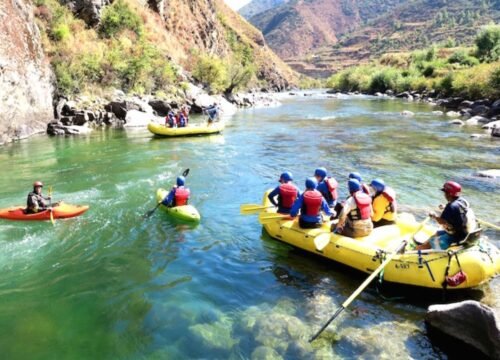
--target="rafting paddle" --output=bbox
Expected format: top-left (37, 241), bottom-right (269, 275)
top-left (240, 204), bottom-right (275, 215)
top-left (143, 168), bottom-right (190, 219)
top-left (48, 186), bottom-right (55, 225)
top-left (477, 219), bottom-right (500, 231)
top-left (258, 213), bottom-right (293, 224)
top-left (309, 217), bottom-right (431, 342)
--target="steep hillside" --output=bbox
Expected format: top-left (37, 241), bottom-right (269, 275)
top-left (239, 0), bottom-right (289, 18)
top-left (0, 0), bottom-right (53, 145)
top-left (247, 0), bottom-right (500, 78)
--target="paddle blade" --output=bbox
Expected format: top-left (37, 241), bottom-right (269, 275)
top-left (259, 214), bottom-right (291, 225)
top-left (240, 204), bottom-right (272, 215)
top-left (314, 233), bottom-right (331, 251)
top-left (143, 203), bottom-right (161, 219)
top-left (182, 168), bottom-right (190, 177)
top-left (50, 209), bottom-right (55, 226)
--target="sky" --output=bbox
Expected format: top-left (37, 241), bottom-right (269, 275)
top-left (224, 0), bottom-right (251, 10)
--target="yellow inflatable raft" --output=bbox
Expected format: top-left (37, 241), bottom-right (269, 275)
top-left (259, 192), bottom-right (500, 290)
top-left (148, 121), bottom-right (224, 137)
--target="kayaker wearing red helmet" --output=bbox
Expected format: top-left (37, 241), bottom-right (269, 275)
top-left (418, 181), bottom-right (477, 250)
top-left (26, 181), bottom-right (52, 214)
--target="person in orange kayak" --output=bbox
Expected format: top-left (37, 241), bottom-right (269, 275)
top-left (162, 176), bottom-right (190, 207)
top-left (290, 177), bottom-right (332, 229)
top-left (314, 167), bottom-right (339, 209)
top-left (26, 181), bottom-right (52, 213)
top-left (335, 179), bottom-right (373, 237)
top-left (370, 178), bottom-right (397, 227)
top-left (268, 172), bottom-right (301, 214)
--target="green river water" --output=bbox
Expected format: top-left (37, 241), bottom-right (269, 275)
top-left (0, 92), bottom-right (499, 359)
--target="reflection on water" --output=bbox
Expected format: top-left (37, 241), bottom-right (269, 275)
top-left (0, 93), bottom-right (498, 358)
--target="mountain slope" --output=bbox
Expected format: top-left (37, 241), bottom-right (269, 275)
top-left (239, 0), bottom-right (289, 18)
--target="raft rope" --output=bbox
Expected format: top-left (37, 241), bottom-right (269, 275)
top-left (418, 250), bottom-right (436, 282)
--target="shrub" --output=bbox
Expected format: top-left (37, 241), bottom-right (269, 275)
top-left (51, 23), bottom-right (70, 41)
top-left (192, 55), bottom-right (228, 93)
top-left (225, 62), bottom-right (255, 94)
top-left (99, 0), bottom-right (142, 38)
top-left (369, 67), bottom-right (401, 93)
top-left (489, 66), bottom-right (500, 96)
top-left (448, 50), bottom-right (480, 66)
top-left (475, 25), bottom-right (500, 61)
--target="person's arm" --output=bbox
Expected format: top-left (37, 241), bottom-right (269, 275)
top-left (163, 188), bottom-right (176, 206)
top-left (268, 187), bottom-right (280, 207)
top-left (290, 196), bottom-right (303, 218)
top-left (371, 196), bottom-right (385, 222)
top-left (321, 199), bottom-right (332, 216)
top-left (337, 198), bottom-right (354, 228)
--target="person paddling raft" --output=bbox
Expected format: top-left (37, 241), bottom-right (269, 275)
top-left (268, 172), bottom-right (301, 214)
top-left (314, 168), bottom-right (339, 209)
top-left (290, 178), bottom-right (332, 229)
top-left (334, 179), bottom-right (373, 237)
top-left (26, 181), bottom-right (58, 214)
top-left (162, 176), bottom-right (191, 207)
top-left (370, 178), bottom-right (397, 227)
top-left (204, 103), bottom-right (220, 124)
top-left (417, 181), bottom-right (477, 250)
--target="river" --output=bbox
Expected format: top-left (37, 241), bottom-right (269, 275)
top-left (0, 92), bottom-right (498, 359)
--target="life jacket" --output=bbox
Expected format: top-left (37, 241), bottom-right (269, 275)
top-left (325, 177), bottom-right (338, 202)
top-left (349, 191), bottom-right (372, 221)
top-left (381, 186), bottom-right (397, 214)
top-left (278, 183), bottom-right (298, 209)
top-left (167, 112), bottom-right (176, 127)
top-left (301, 190), bottom-right (323, 216)
top-left (456, 198), bottom-right (477, 234)
top-left (174, 187), bottom-right (190, 206)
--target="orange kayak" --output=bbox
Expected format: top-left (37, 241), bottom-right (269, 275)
top-left (0, 202), bottom-right (89, 221)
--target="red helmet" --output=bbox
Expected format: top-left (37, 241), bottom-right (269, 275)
top-left (33, 181), bottom-right (43, 188)
top-left (441, 181), bottom-right (461, 196)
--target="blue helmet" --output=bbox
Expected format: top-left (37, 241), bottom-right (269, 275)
top-left (349, 172), bottom-right (362, 182)
top-left (177, 176), bottom-right (185, 187)
top-left (305, 177), bottom-right (318, 190)
top-left (314, 167), bottom-right (327, 180)
top-left (348, 179), bottom-right (361, 193)
top-left (280, 172), bottom-right (293, 183)
top-left (370, 179), bottom-right (385, 193)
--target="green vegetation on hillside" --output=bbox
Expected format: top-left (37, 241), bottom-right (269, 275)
top-left (326, 25), bottom-right (500, 100)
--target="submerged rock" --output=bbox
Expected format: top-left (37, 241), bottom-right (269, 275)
top-left (482, 120), bottom-right (500, 130)
top-left (47, 121), bottom-right (92, 136)
top-left (189, 314), bottom-right (238, 350)
top-left (446, 111), bottom-right (461, 117)
top-left (448, 119), bottom-right (464, 126)
top-left (432, 111), bottom-right (444, 115)
top-left (426, 301), bottom-right (500, 358)
top-left (401, 110), bottom-right (415, 117)
top-left (251, 346), bottom-right (283, 360)
top-left (465, 116), bottom-right (490, 126)
top-left (475, 170), bottom-right (500, 179)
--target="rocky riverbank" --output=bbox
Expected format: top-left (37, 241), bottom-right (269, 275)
top-left (327, 89), bottom-right (500, 138)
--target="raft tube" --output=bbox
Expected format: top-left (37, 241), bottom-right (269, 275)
top-left (148, 122), bottom-right (224, 137)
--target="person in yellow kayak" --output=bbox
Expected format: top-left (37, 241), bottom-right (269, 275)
top-left (26, 181), bottom-right (56, 213)
top-left (417, 181), bottom-right (477, 250)
top-left (162, 176), bottom-right (190, 207)
top-left (370, 179), bottom-right (397, 227)
top-left (290, 178), bottom-right (332, 229)
top-left (334, 179), bottom-right (373, 237)
top-left (268, 172), bottom-right (301, 214)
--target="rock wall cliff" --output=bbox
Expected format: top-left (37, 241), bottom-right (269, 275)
top-left (0, 0), bottom-right (53, 145)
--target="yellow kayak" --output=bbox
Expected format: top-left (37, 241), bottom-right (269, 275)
top-left (259, 191), bottom-right (500, 290)
top-left (156, 189), bottom-right (200, 222)
top-left (148, 122), bottom-right (224, 137)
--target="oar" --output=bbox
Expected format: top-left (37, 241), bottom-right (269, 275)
top-left (477, 219), bottom-right (500, 231)
top-left (258, 213), bottom-right (293, 224)
top-left (314, 233), bottom-right (331, 251)
top-left (143, 168), bottom-right (190, 219)
top-left (48, 186), bottom-right (55, 225)
top-left (240, 204), bottom-right (275, 215)
top-left (309, 217), bottom-right (430, 342)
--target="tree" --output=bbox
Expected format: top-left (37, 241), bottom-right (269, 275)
top-left (475, 25), bottom-right (500, 61)
top-left (224, 62), bottom-right (255, 94)
top-left (192, 55), bottom-right (228, 93)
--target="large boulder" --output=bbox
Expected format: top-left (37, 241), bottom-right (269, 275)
top-left (482, 120), bottom-right (500, 130)
top-left (475, 169), bottom-right (500, 179)
top-left (47, 121), bottom-right (92, 136)
top-left (459, 100), bottom-right (474, 109)
top-left (470, 105), bottom-right (491, 117)
top-left (492, 127), bottom-right (500, 138)
top-left (465, 116), bottom-right (490, 126)
top-left (60, 0), bottom-right (111, 26)
top-left (0, 0), bottom-right (54, 145)
top-left (426, 301), bottom-right (500, 358)
top-left (124, 109), bottom-right (152, 127)
top-left (401, 110), bottom-right (415, 117)
top-left (448, 119), bottom-right (464, 126)
top-left (446, 111), bottom-right (461, 117)
top-left (148, 100), bottom-right (172, 116)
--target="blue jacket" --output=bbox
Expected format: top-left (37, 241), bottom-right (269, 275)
top-left (317, 180), bottom-right (336, 207)
top-left (290, 193), bottom-right (332, 223)
top-left (268, 183), bottom-right (301, 214)
top-left (162, 188), bottom-right (177, 207)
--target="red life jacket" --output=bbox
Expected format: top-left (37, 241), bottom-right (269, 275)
top-left (174, 187), bottom-right (190, 206)
top-left (349, 191), bottom-right (372, 220)
top-left (302, 190), bottom-right (323, 216)
top-left (326, 177), bottom-right (338, 201)
top-left (381, 187), bottom-right (397, 214)
top-left (279, 183), bottom-right (298, 209)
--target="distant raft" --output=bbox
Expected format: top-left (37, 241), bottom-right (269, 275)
top-left (259, 191), bottom-right (500, 290)
top-left (156, 188), bottom-right (201, 222)
top-left (148, 121), bottom-right (224, 137)
top-left (0, 202), bottom-right (89, 221)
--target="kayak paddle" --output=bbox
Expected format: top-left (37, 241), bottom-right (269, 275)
top-left (309, 217), bottom-right (430, 342)
top-left (143, 168), bottom-right (190, 219)
top-left (48, 186), bottom-right (55, 225)
top-left (240, 204), bottom-right (275, 215)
